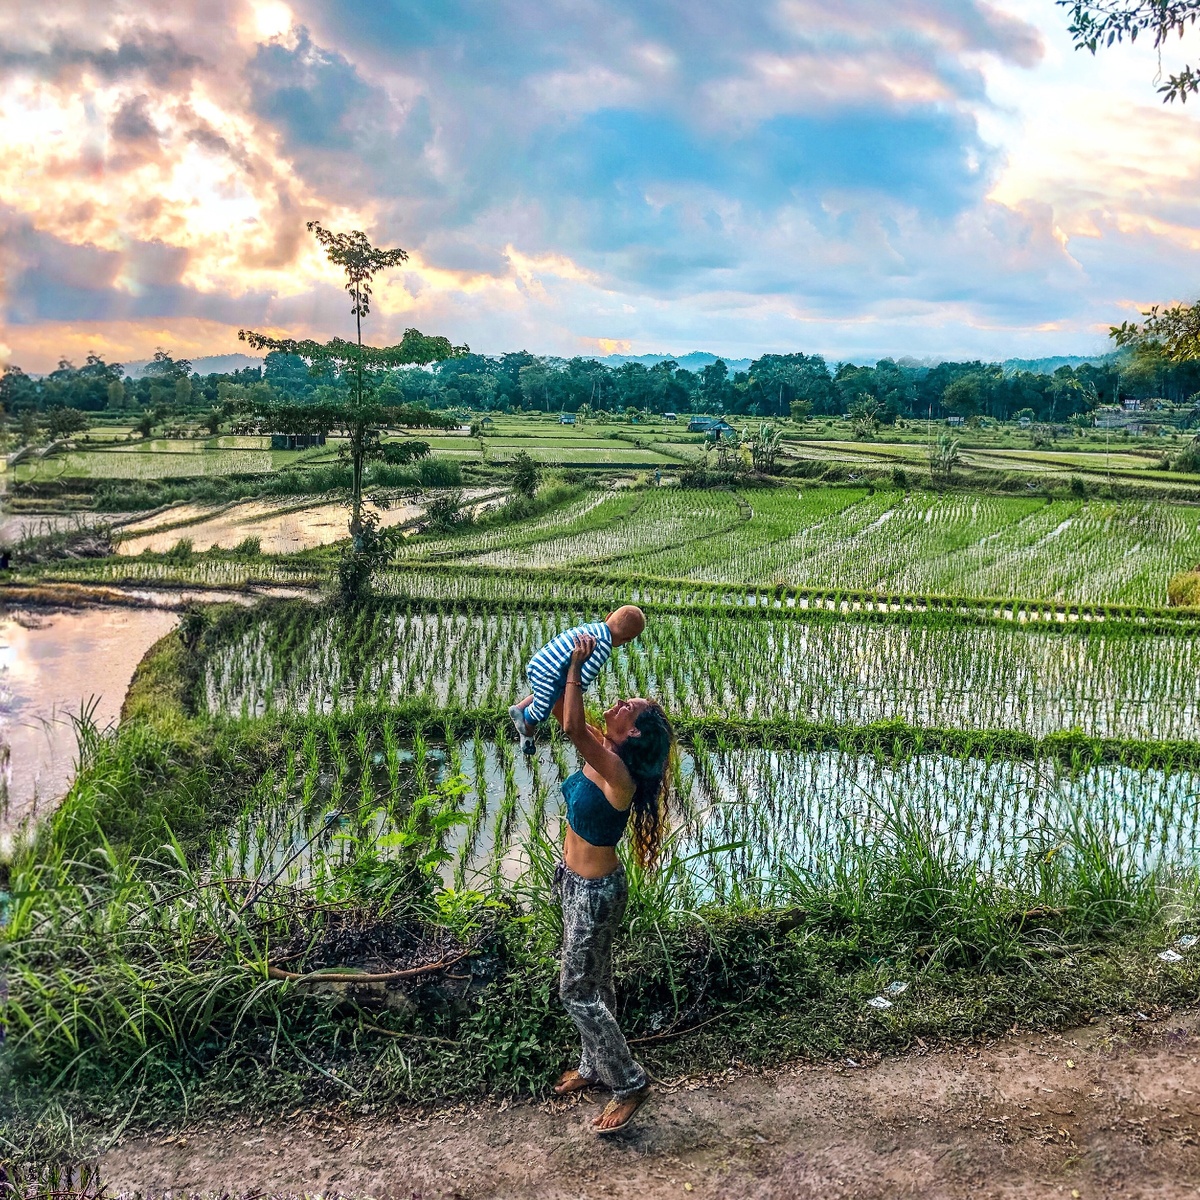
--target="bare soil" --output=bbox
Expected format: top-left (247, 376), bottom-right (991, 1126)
top-left (104, 1010), bottom-right (1200, 1199)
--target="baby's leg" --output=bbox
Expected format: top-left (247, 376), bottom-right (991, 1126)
top-left (523, 658), bottom-right (565, 725)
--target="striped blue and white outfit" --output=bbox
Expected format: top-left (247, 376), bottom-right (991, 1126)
top-left (524, 621), bottom-right (613, 725)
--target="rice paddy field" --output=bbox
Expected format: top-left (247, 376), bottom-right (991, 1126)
top-left (201, 602), bottom-right (1200, 741)
top-left (413, 429), bottom-right (692, 466)
top-left (787, 438), bottom-right (1191, 485)
top-left (184, 589), bottom-right (1200, 959)
top-left (389, 485), bottom-right (1200, 606)
top-left (6, 471), bottom-right (1200, 1147)
top-left (484, 443), bottom-right (681, 465)
top-left (14, 425), bottom-right (695, 486)
top-left (212, 723), bottom-right (1200, 906)
top-left (12, 438), bottom-right (316, 481)
top-left (23, 484), bottom-right (1200, 606)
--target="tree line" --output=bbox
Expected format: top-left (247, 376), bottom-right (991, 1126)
top-left (3, 341), bottom-right (1199, 429)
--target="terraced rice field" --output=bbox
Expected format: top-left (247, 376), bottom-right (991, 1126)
top-left (25, 484), bottom-right (1200, 614)
top-left (394, 489), bottom-right (744, 566)
top-left (15, 442), bottom-right (299, 480)
top-left (394, 486), bottom-right (1200, 606)
top-left (13, 463), bottom-right (1200, 1126)
top-left (203, 602), bottom-right (1200, 741)
top-left (213, 722), bottom-right (1200, 902)
top-left (483, 444), bottom-right (679, 465)
top-left (194, 472), bottom-right (1200, 908)
top-left (115, 497), bottom-right (425, 555)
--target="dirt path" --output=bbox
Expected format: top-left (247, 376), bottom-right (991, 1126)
top-left (104, 1011), bottom-right (1200, 1199)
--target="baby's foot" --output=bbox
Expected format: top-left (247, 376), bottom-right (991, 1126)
top-left (509, 705), bottom-right (537, 756)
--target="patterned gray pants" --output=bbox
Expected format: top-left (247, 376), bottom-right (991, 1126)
top-left (556, 862), bottom-right (648, 1098)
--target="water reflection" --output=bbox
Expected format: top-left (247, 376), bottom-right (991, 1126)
top-left (116, 489), bottom-right (505, 556)
top-left (0, 513), bottom-right (122, 545)
top-left (116, 498), bottom-right (424, 556)
top-left (218, 736), bottom-right (1200, 903)
top-left (0, 605), bottom-right (179, 846)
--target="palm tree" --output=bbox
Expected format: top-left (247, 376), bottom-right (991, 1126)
top-left (749, 423), bottom-right (783, 473)
top-left (929, 431), bottom-right (962, 482)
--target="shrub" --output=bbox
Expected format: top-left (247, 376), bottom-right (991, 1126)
top-left (679, 465), bottom-right (739, 488)
top-left (1168, 570), bottom-right (1200, 607)
top-left (418, 457), bottom-right (463, 487)
top-left (368, 463), bottom-right (419, 487)
top-left (1173, 436), bottom-right (1200, 474)
top-left (381, 439), bottom-right (431, 465)
top-left (424, 489), bottom-right (471, 532)
top-left (337, 511), bottom-right (401, 607)
top-left (509, 450), bottom-right (541, 499)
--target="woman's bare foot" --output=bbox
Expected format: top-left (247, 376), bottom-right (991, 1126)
top-left (592, 1086), bottom-right (651, 1133)
top-left (553, 1068), bottom-right (600, 1095)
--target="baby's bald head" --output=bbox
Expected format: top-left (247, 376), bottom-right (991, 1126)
top-left (606, 605), bottom-right (645, 646)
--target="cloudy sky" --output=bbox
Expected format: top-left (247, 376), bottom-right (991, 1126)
top-left (1, 0), bottom-right (1198, 372)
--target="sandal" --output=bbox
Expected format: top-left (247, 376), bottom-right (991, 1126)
top-left (593, 1086), bottom-right (651, 1134)
top-left (553, 1068), bottom-right (601, 1095)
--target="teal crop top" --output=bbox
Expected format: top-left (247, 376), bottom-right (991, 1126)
top-left (562, 770), bottom-right (630, 847)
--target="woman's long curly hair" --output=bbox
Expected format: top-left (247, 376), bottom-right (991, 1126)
top-left (614, 701), bottom-right (677, 870)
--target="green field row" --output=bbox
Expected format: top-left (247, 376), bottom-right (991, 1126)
top-left (203, 599), bottom-right (1200, 742)
top-left (389, 485), bottom-right (1200, 606)
top-left (12, 438), bottom-right (324, 481)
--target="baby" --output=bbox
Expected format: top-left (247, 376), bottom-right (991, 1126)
top-left (509, 605), bottom-right (646, 755)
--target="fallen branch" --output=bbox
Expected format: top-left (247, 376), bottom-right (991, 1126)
top-left (358, 1020), bottom-right (460, 1046)
top-left (267, 948), bottom-right (470, 984)
top-left (629, 981), bottom-right (767, 1047)
top-left (628, 1010), bottom-right (725, 1046)
top-left (1007, 906), bottom-right (1066, 928)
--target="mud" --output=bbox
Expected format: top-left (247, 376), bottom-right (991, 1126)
top-left (104, 1009), bottom-right (1200, 1199)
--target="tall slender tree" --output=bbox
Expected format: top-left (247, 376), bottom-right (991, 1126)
top-left (239, 222), bottom-right (467, 540)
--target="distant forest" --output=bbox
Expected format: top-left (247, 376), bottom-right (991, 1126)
top-left (3, 343), bottom-right (1199, 426)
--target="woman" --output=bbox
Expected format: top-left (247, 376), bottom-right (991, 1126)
top-left (548, 631), bottom-right (676, 1134)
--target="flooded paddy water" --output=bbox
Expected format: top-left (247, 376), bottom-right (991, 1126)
top-left (0, 512), bottom-right (125, 545)
top-left (115, 497), bottom-right (424, 555)
top-left (0, 604), bottom-right (178, 845)
top-left (115, 489), bottom-right (505, 556)
top-left (216, 729), bottom-right (1200, 904)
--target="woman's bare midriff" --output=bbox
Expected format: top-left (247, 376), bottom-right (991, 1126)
top-left (563, 825), bottom-right (621, 878)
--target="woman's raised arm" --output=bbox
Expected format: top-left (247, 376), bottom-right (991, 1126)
top-left (558, 634), bottom-right (632, 796)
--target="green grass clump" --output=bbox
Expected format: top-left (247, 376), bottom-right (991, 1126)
top-left (1168, 569), bottom-right (1200, 607)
